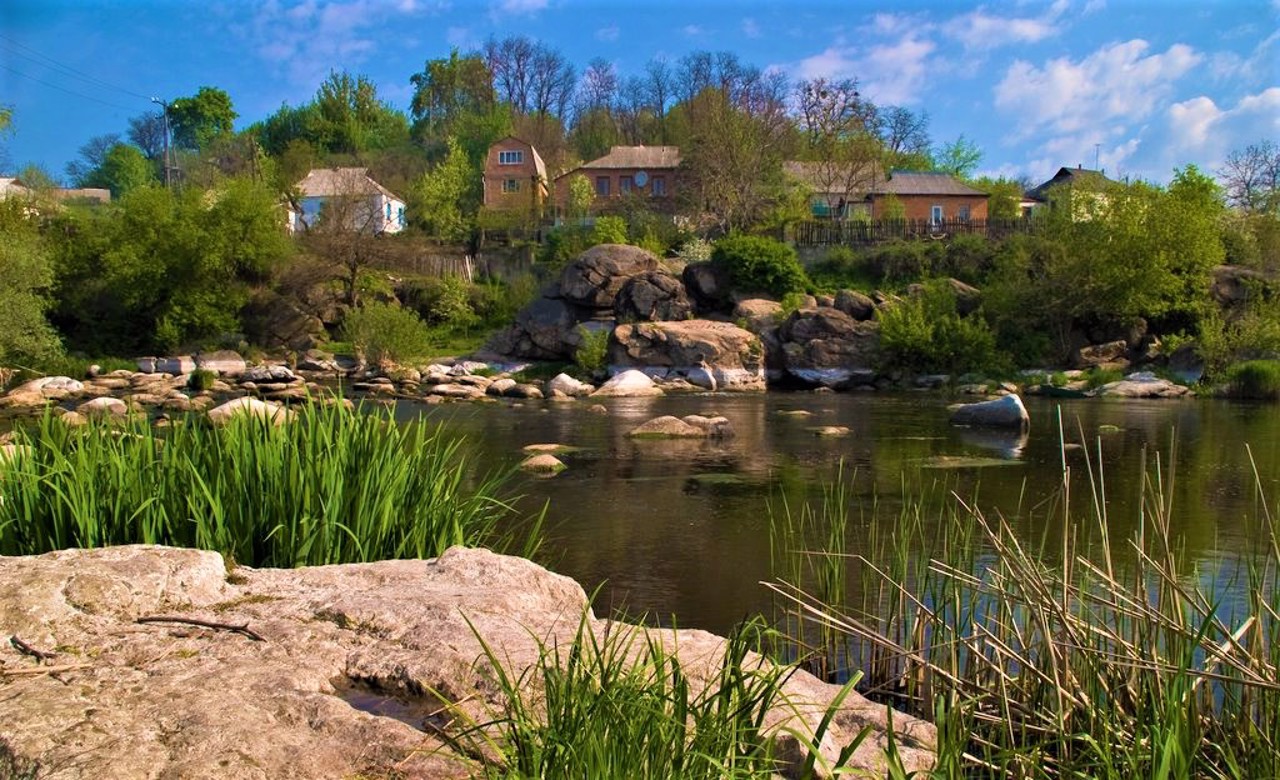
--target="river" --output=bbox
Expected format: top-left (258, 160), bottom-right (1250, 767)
top-left (408, 392), bottom-right (1280, 636)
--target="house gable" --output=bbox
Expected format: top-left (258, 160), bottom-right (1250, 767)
top-left (482, 136), bottom-right (548, 213)
top-left (290, 167), bottom-right (405, 234)
top-left (553, 145), bottom-right (681, 209)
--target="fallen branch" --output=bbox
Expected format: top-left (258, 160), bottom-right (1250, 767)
top-left (136, 615), bottom-right (265, 642)
top-left (9, 636), bottom-right (56, 663)
top-left (0, 663), bottom-right (89, 677)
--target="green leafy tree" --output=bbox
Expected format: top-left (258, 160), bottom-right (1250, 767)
top-left (0, 201), bottom-right (63, 366)
top-left (566, 174), bottom-right (594, 221)
top-left (410, 136), bottom-right (475, 242)
top-left (84, 143), bottom-right (156, 197)
top-left (971, 176), bottom-right (1025, 220)
top-left (711, 234), bottom-right (808, 297)
top-left (409, 50), bottom-right (502, 157)
top-left (934, 135), bottom-right (982, 178)
top-left (310, 71), bottom-right (409, 155)
top-left (340, 301), bottom-right (432, 367)
top-left (169, 86), bottom-right (238, 150)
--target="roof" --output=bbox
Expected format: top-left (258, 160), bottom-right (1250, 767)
top-left (0, 177), bottom-right (31, 197)
top-left (296, 168), bottom-right (403, 202)
top-left (580, 145), bottom-right (681, 170)
top-left (783, 161), bottom-right (882, 196)
top-left (874, 171), bottom-right (987, 197)
top-left (1025, 166), bottom-right (1116, 202)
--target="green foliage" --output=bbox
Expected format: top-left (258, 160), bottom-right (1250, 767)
top-left (49, 179), bottom-right (292, 354)
top-left (862, 240), bottom-right (943, 284)
top-left (933, 134), bottom-right (982, 178)
top-left (566, 174), bottom-right (594, 220)
top-left (675, 237), bottom-right (714, 264)
top-left (169, 86), bottom-right (237, 150)
top-left (878, 193), bottom-right (906, 220)
top-left (573, 324), bottom-right (610, 377)
top-left (408, 49), bottom-right (497, 145)
top-left (877, 280), bottom-right (1001, 375)
top-left (467, 273), bottom-right (539, 328)
top-left (1224, 360), bottom-right (1280, 400)
top-left (0, 201), bottom-right (64, 367)
top-left (0, 405), bottom-right (533, 566)
top-left (540, 224), bottom-right (594, 266)
top-left (591, 215), bottom-right (628, 245)
top-left (410, 136), bottom-right (475, 242)
top-left (970, 176), bottom-right (1025, 220)
top-left (82, 143), bottom-right (156, 198)
top-left (400, 274), bottom-right (479, 330)
top-left (187, 368), bottom-right (218, 392)
top-left (340, 301), bottom-right (433, 366)
top-left (711, 235), bottom-right (808, 297)
top-left (808, 246), bottom-right (877, 291)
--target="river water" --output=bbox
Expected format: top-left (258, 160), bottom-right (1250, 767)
top-left (414, 392), bottom-right (1279, 636)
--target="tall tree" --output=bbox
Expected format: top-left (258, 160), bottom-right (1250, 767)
top-left (876, 106), bottom-right (931, 168)
top-left (409, 50), bottom-right (497, 141)
top-left (483, 35), bottom-right (575, 152)
top-left (65, 133), bottom-right (121, 186)
top-left (169, 86), bottom-right (237, 150)
top-left (410, 135), bottom-right (475, 242)
top-left (310, 71), bottom-right (410, 156)
top-left (571, 57), bottom-right (621, 160)
top-left (80, 143), bottom-right (156, 197)
top-left (1219, 140), bottom-right (1280, 214)
top-left (127, 111), bottom-right (168, 161)
top-left (794, 77), bottom-right (881, 214)
top-left (0, 199), bottom-right (63, 365)
top-left (934, 134), bottom-right (982, 178)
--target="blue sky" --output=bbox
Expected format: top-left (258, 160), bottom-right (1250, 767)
top-left (1, 0), bottom-right (1276, 186)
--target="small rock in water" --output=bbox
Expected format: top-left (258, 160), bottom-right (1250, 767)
top-left (520, 453), bottom-right (567, 475)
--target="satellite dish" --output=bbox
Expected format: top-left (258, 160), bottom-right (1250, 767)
top-left (634, 170), bottom-right (649, 187)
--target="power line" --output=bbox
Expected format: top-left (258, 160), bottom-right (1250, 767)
top-left (0, 63), bottom-right (138, 113)
top-left (0, 33), bottom-right (152, 102)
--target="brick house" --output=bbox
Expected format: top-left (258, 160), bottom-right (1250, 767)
top-left (553, 145), bottom-right (681, 211)
top-left (869, 171), bottom-right (989, 222)
top-left (482, 136), bottom-right (548, 215)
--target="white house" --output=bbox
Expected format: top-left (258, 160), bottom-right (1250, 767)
top-left (288, 167), bottom-right (406, 235)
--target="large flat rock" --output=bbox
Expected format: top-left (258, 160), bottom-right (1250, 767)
top-left (0, 545), bottom-right (935, 778)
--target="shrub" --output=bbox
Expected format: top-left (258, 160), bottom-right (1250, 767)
top-left (863, 241), bottom-right (940, 284)
top-left (187, 368), bottom-right (218, 392)
top-left (400, 275), bottom-right (479, 330)
top-left (877, 280), bottom-right (1001, 376)
top-left (711, 235), bottom-right (808, 298)
top-left (809, 246), bottom-right (877, 292)
top-left (591, 215), bottom-right (628, 245)
top-left (1225, 360), bottom-right (1280, 400)
top-left (540, 225), bottom-right (594, 266)
top-left (675, 237), bottom-right (713, 264)
top-left (940, 233), bottom-right (997, 283)
top-left (573, 324), bottom-right (610, 378)
top-left (468, 274), bottom-right (540, 328)
top-left (340, 301), bottom-right (433, 366)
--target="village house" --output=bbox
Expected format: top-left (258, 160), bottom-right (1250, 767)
top-left (783, 165), bottom-right (989, 223)
top-left (0, 177), bottom-right (111, 206)
top-left (1023, 165), bottom-right (1118, 218)
top-left (288, 167), bottom-right (406, 235)
top-left (481, 136), bottom-right (548, 216)
top-left (783, 161), bottom-right (881, 219)
top-left (553, 145), bottom-right (681, 211)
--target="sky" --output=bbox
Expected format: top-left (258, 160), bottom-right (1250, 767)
top-left (1, 0), bottom-right (1277, 187)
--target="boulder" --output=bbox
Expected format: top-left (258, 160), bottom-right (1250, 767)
top-left (1072, 340), bottom-right (1129, 369)
top-left (614, 271), bottom-right (695, 322)
top-left (547, 373), bottom-right (595, 397)
top-left (627, 415), bottom-right (709, 438)
top-left (76, 397), bottom-right (129, 418)
top-left (680, 414), bottom-right (735, 437)
top-left (682, 260), bottom-right (733, 312)
top-left (11, 376), bottom-right (85, 397)
top-left (609, 320), bottom-right (766, 392)
top-left (242, 365), bottom-right (298, 384)
top-left (487, 296), bottom-right (583, 360)
top-left (0, 545), bottom-right (934, 779)
top-left (1091, 372), bottom-right (1192, 399)
top-left (194, 350), bottom-right (247, 376)
top-left (833, 289), bottom-right (876, 321)
top-left (207, 397), bottom-right (293, 426)
top-left (520, 453), bottom-right (567, 474)
top-left (559, 244), bottom-right (661, 310)
top-left (592, 369), bottom-right (664, 398)
top-left (777, 309), bottom-right (880, 388)
top-left (733, 298), bottom-right (783, 332)
top-left (486, 378), bottom-right (518, 396)
top-left (949, 394), bottom-right (1030, 431)
top-left (241, 290), bottom-right (326, 352)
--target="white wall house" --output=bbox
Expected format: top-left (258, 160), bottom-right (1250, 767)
top-left (287, 167), bottom-right (406, 235)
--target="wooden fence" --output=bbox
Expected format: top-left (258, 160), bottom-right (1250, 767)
top-left (792, 217), bottom-right (1040, 247)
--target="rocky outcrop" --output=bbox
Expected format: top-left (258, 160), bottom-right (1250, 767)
top-left (614, 270), bottom-right (694, 322)
top-left (628, 414), bottom-right (735, 438)
top-left (610, 320), bottom-right (766, 392)
top-left (1090, 372), bottom-right (1193, 398)
top-left (591, 369), bottom-right (664, 397)
top-left (833, 289), bottom-right (876, 321)
top-left (682, 260), bottom-right (732, 313)
top-left (0, 545), bottom-right (934, 778)
top-left (559, 243), bottom-right (661, 310)
top-left (776, 308), bottom-right (880, 388)
top-left (949, 394), bottom-right (1030, 430)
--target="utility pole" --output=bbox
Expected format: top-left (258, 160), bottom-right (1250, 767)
top-left (151, 97), bottom-right (171, 188)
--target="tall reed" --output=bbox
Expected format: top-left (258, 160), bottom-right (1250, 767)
top-left (766, 431), bottom-right (1280, 778)
top-left (0, 403), bottom-right (539, 566)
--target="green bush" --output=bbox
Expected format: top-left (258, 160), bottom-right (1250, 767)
top-left (187, 368), bottom-right (218, 392)
top-left (468, 274), bottom-right (539, 328)
top-left (1225, 360), bottom-right (1280, 400)
top-left (940, 233), bottom-right (998, 283)
top-left (573, 324), bottom-right (610, 378)
top-left (808, 246), bottom-right (877, 292)
top-left (541, 225), bottom-right (594, 266)
top-left (711, 235), bottom-right (808, 298)
top-left (340, 301), bottom-right (433, 366)
top-left (877, 280), bottom-right (1002, 376)
top-left (863, 241), bottom-right (942, 284)
top-left (591, 215), bottom-right (628, 245)
top-left (400, 275), bottom-right (479, 330)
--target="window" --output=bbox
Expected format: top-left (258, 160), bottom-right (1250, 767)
top-left (651, 176), bottom-right (666, 196)
top-left (930, 205), bottom-right (943, 224)
top-left (502, 178), bottom-right (520, 193)
top-left (620, 176), bottom-right (634, 194)
top-left (498, 150), bottom-right (523, 165)
top-left (958, 204), bottom-right (971, 222)
top-left (596, 176), bottom-right (610, 197)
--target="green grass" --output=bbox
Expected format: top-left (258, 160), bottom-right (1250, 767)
top-left (766, 432), bottom-right (1280, 779)
top-left (436, 613), bottom-right (880, 779)
top-left (1225, 359), bottom-right (1280, 400)
top-left (0, 403), bottom-right (540, 566)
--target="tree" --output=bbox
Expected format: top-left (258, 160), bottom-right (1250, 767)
top-left (875, 106), bottom-right (931, 168)
top-left (0, 106), bottom-right (11, 132)
top-left (309, 70), bottom-right (410, 155)
top-left (483, 35), bottom-right (575, 159)
top-left (169, 86), bottom-right (237, 150)
top-left (0, 200), bottom-right (63, 366)
top-left (934, 135), bottom-right (982, 178)
top-left (1219, 140), bottom-right (1280, 214)
top-left (65, 133), bottom-right (121, 186)
top-left (409, 50), bottom-right (497, 142)
top-left (128, 111), bottom-right (168, 161)
top-left (84, 143), bottom-right (156, 197)
top-left (971, 176), bottom-right (1025, 220)
top-left (410, 136), bottom-right (474, 242)
top-left (566, 174), bottom-right (594, 221)
top-left (794, 77), bottom-right (881, 216)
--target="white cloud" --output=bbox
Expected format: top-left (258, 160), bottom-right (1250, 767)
top-left (1168, 88), bottom-right (1280, 168)
top-left (947, 8), bottom-right (1059, 50)
top-left (795, 33), bottom-right (935, 105)
top-left (995, 41), bottom-right (1201, 139)
top-left (742, 18), bottom-right (761, 39)
top-left (682, 24), bottom-right (703, 37)
top-left (595, 24), bottom-right (619, 42)
top-left (1082, 0), bottom-right (1106, 14)
top-left (492, 0), bottom-right (546, 14)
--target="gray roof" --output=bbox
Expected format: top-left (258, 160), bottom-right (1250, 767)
top-left (875, 171), bottom-right (987, 197)
top-left (1025, 166), bottom-right (1116, 202)
top-left (297, 168), bottom-right (403, 202)
top-left (783, 161), bottom-right (882, 196)
top-left (580, 145), bottom-right (681, 170)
